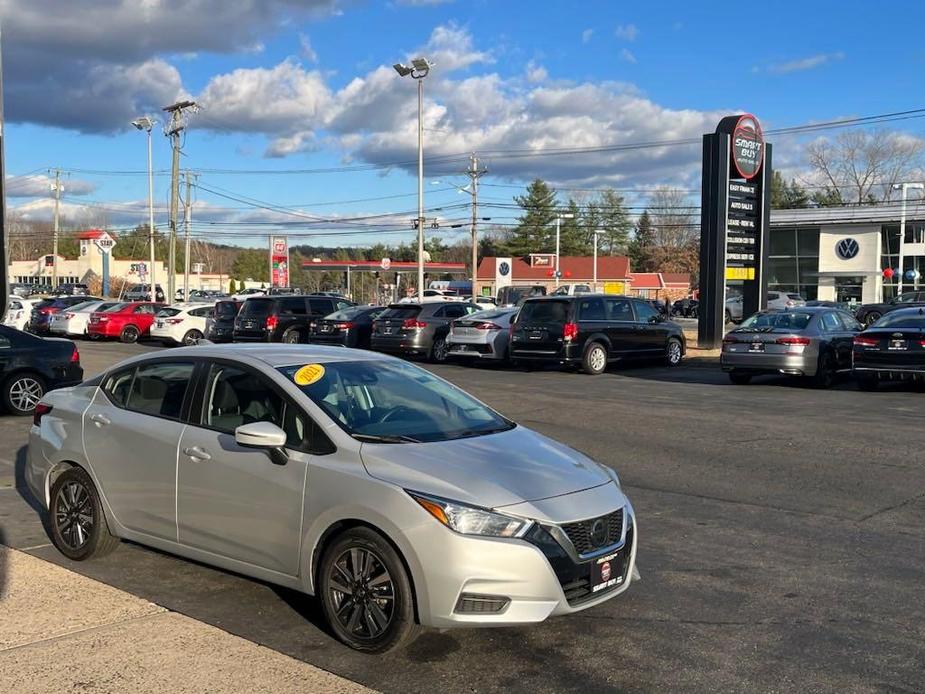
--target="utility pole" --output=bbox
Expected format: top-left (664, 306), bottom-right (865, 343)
top-left (466, 153), bottom-right (487, 299)
top-left (163, 100), bottom-right (197, 303)
top-left (182, 171), bottom-right (196, 301)
top-left (50, 168), bottom-right (61, 289)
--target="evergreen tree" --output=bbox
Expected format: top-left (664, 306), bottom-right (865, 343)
top-left (231, 249), bottom-right (269, 282)
top-left (771, 171), bottom-right (810, 209)
top-left (508, 179), bottom-right (558, 256)
top-left (228, 278), bottom-right (237, 294)
top-left (811, 186), bottom-right (844, 208)
top-left (596, 189), bottom-right (632, 254)
top-left (628, 210), bottom-right (656, 272)
top-left (557, 199), bottom-right (588, 255)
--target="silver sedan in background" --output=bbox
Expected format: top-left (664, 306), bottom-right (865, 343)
top-left (28, 345), bottom-right (637, 653)
top-left (721, 306), bottom-right (862, 387)
top-left (447, 307), bottom-right (519, 362)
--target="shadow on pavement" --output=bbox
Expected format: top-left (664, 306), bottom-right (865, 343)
top-left (15, 445), bottom-right (46, 517)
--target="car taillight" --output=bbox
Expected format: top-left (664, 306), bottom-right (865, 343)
top-left (98, 315), bottom-right (109, 322)
top-left (335, 321), bottom-right (355, 330)
top-left (70, 345), bottom-right (80, 363)
top-left (33, 402), bottom-right (52, 426)
top-left (64, 312), bottom-right (75, 319)
top-left (39, 307), bottom-right (53, 315)
top-left (403, 318), bottom-right (427, 329)
top-left (786, 300), bottom-right (795, 307)
top-left (266, 315), bottom-right (278, 330)
top-left (475, 322), bottom-right (502, 330)
top-left (165, 318), bottom-right (184, 324)
top-left (775, 336), bottom-right (810, 346)
top-left (853, 336), bottom-right (879, 347)
top-left (563, 322), bottom-right (579, 341)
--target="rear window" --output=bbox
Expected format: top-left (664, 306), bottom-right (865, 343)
top-left (739, 311), bottom-right (813, 331)
top-left (378, 306), bottom-right (421, 320)
top-left (518, 300), bottom-right (570, 324)
top-left (241, 299), bottom-right (274, 316)
top-left (157, 308), bottom-right (182, 317)
top-left (215, 302), bottom-right (240, 317)
top-left (103, 303), bottom-right (129, 313)
top-left (328, 306), bottom-right (366, 321)
top-left (873, 311), bottom-right (925, 329)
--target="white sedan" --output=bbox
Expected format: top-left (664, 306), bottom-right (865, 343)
top-left (49, 300), bottom-right (122, 337)
top-left (3, 297), bottom-right (38, 331)
top-left (150, 303), bottom-right (214, 346)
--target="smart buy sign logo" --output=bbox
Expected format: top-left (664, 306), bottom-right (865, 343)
top-left (731, 114), bottom-right (764, 180)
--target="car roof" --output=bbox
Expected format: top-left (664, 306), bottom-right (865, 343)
top-left (880, 306), bottom-right (925, 317)
top-left (522, 293), bottom-right (634, 301)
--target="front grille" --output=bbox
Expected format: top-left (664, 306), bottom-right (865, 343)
top-left (561, 509), bottom-right (624, 556)
top-left (454, 594), bottom-right (510, 614)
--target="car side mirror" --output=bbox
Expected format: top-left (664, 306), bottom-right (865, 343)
top-left (648, 315), bottom-right (661, 324)
top-left (235, 421), bottom-right (289, 464)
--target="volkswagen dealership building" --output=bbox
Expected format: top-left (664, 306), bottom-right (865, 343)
top-left (768, 202), bottom-right (925, 304)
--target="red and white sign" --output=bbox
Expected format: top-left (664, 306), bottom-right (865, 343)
top-left (380, 257), bottom-right (391, 271)
top-left (270, 236), bottom-right (289, 287)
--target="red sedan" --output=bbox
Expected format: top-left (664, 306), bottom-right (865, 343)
top-left (87, 302), bottom-right (165, 343)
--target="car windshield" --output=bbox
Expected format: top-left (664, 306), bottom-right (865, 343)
top-left (872, 311), bottom-right (925, 328)
top-left (738, 311), bottom-right (813, 331)
top-left (280, 359), bottom-right (514, 443)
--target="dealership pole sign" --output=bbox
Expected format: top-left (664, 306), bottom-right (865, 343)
top-left (698, 114), bottom-right (772, 349)
top-left (270, 236), bottom-right (289, 287)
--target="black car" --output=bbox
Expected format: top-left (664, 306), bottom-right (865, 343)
top-left (0, 325), bottom-right (83, 415)
top-left (52, 283), bottom-right (89, 296)
top-left (233, 295), bottom-right (355, 343)
top-left (310, 305), bottom-right (385, 349)
top-left (30, 296), bottom-right (101, 334)
top-left (510, 295), bottom-right (686, 374)
top-left (854, 291), bottom-right (925, 327)
top-left (204, 300), bottom-right (243, 343)
top-left (371, 302), bottom-right (481, 362)
top-left (852, 307), bottom-right (925, 390)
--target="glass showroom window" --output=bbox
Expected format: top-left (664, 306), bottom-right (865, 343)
top-left (768, 226), bottom-right (820, 300)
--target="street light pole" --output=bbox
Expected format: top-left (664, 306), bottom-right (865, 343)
top-left (555, 213), bottom-right (575, 288)
top-left (133, 117), bottom-right (157, 303)
top-left (894, 182), bottom-right (925, 296)
top-left (394, 58), bottom-right (432, 299)
top-left (593, 229), bottom-right (605, 292)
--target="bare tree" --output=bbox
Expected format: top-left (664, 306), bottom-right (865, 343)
top-left (806, 130), bottom-right (924, 203)
top-left (648, 186), bottom-right (698, 248)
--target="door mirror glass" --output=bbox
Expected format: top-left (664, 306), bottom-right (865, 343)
top-left (235, 421), bottom-right (288, 448)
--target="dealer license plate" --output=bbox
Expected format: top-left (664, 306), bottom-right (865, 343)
top-left (156, 321), bottom-right (163, 328)
top-left (889, 339), bottom-right (907, 350)
top-left (590, 548), bottom-right (625, 594)
top-left (748, 342), bottom-right (764, 352)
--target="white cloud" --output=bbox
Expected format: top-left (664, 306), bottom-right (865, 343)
top-left (7, 174), bottom-right (96, 198)
top-left (525, 61), bottom-right (548, 84)
top-left (299, 34), bottom-right (318, 63)
top-left (581, 29), bottom-right (594, 44)
top-left (620, 48), bottom-right (637, 64)
top-left (615, 24), bottom-right (639, 41)
top-left (766, 52), bottom-right (845, 74)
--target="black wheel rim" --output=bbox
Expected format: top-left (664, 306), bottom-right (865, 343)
top-left (329, 547), bottom-right (395, 640)
top-left (55, 480), bottom-right (93, 550)
top-left (124, 327), bottom-right (138, 341)
top-left (433, 340), bottom-right (447, 361)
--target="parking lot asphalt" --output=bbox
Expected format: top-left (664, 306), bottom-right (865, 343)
top-left (1, 339), bottom-right (924, 692)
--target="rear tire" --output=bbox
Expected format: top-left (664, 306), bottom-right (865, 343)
top-left (812, 351), bottom-right (836, 389)
top-left (430, 336), bottom-right (449, 363)
top-left (182, 329), bottom-right (203, 346)
top-left (282, 329), bottom-right (302, 344)
top-left (729, 372), bottom-right (752, 385)
top-left (120, 325), bottom-right (140, 343)
top-left (582, 342), bottom-right (608, 375)
top-left (2, 372), bottom-right (46, 415)
top-left (857, 374), bottom-right (879, 391)
top-left (318, 527), bottom-right (420, 653)
top-left (48, 467), bottom-right (120, 561)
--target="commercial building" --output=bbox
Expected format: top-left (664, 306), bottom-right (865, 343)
top-left (476, 254), bottom-right (690, 300)
top-left (769, 203), bottom-right (925, 304)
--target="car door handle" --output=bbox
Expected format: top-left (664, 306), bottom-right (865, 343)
top-left (183, 446), bottom-right (212, 461)
top-left (89, 413), bottom-right (111, 426)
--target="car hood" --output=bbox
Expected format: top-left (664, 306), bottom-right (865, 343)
top-left (359, 425), bottom-right (612, 509)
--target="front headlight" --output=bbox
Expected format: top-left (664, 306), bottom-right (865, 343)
top-left (407, 492), bottom-right (533, 538)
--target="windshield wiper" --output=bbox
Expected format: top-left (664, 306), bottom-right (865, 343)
top-left (352, 433), bottom-right (422, 444)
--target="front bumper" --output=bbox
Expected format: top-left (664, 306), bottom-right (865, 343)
top-left (407, 500), bottom-right (637, 628)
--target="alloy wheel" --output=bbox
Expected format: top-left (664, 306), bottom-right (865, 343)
top-left (54, 480), bottom-right (94, 551)
top-left (328, 548), bottom-right (395, 640)
top-left (589, 346), bottom-right (606, 372)
top-left (9, 376), bottom-right (43, 412)
top-left (432, 338), bottom-right (448, 362)
top-left (667, 340), bottom-right (682, 365)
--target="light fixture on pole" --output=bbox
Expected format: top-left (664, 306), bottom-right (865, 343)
top-left (593, 229), bottom-right (606, 293)
top-left (394, 57), bottom-right (432, 299)
top-left (132, 116), bottom-right (157, 303)
top-left (555, 213), bottom-right (575, 287)
top-left (892, 182), bottom-right (925, 295)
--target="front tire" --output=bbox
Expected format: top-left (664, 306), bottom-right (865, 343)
top-left (48, 467), bottom-right (120, 561)
top-left (863, 311), bottom-right (881, 327)
top-left (318, 527), bottom-right (420, 653)
top-left (2, 372), bottom-right (46, 415)
top-left (582, 342), bottom-right (608, 375)
top-left (665, 337), bottom-right (683, 367)
top-left (120, 325), bottom-right (140, 343)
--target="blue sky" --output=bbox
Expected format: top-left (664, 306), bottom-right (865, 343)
top-left (3, 0), bottom-right (924, 249)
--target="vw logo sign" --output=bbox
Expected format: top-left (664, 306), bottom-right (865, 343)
top-left (835, 238), bottom-right (860, 260)
top-left (498, 261), bottom-right (510, 276)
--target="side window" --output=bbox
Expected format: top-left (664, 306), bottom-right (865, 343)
top-left (308, 298), bottom-right (333, 315)
top-left (134, 304), bottom-right (154, 314)
top-left (578, 297), bottom-right (605, 320)
top-left (280, 298), bottom-right (307, 315)
top-left (820, 312), bottom-right (841, 332)
top-left (126, 362), bottom-right (195, 419)
top-left (464, 304), bottom-right (480, 315)
top-left (605, 299), bottom-right (634, 321)
top-left (431, 306), bottom-right (448, 318)
top-left (103, 368), bottom-right (135, 407)
top-left (837, 312), bottom-right (862, 331)
top-left (190, 306), bottom-right (212, 317)
top-left (634, 301), bottom-right (659, 323)
top-left (444, 304), bottom-right (467, 319)
top-left (203, 364), bottom-right (285, 434)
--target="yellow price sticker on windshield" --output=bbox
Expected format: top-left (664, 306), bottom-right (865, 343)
top-left (294, 364), bottom-right (325, 386)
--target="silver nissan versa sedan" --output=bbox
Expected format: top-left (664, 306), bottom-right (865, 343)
top-left (27, 344), bottom-right (638, 653)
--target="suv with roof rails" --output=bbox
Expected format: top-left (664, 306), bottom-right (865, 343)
top-left (233, 295), bottom-right (356, 343)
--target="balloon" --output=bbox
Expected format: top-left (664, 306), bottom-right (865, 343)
top-left (564, 270), bottom-right (572, 278)
top-left (882, 268), bottom-right (894, 279)
top-left (546, 269), bottom-right (554, 277)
